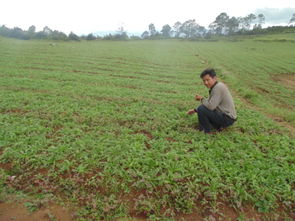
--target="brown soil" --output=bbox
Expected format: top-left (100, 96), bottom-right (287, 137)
top-left (120, 85), bottom-right (141, 90)
top-left (0, 162), bottom-right (12, 171)
top-left (109, 74), bottom-right (140, 79)
top-left (166, 137), bottom-right (177, 142)
top-left (2, 108), bottom-right (28, 114)
top-left (0, 202), bottom-right (73, 221)
top-left (134, 129), bottom-right (153, 140)
top-left (273, 73), bottom-right (295, 90)
top-left (22, 66), bottom-right (55, 72)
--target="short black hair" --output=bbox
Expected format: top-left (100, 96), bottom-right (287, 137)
top-left (200, 68), bottom-right (216, 78)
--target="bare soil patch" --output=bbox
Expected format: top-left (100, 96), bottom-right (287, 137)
top-left (1, 108), bottom-right (29, 115)
top-left (0, 202), bottom-right (73, 221)
top-left (273, 73), bottom-right (295, 90)
top-left (133, 129), bottom-right (153, 140)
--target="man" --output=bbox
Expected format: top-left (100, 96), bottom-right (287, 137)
top-left (187, 68), bottom-right (237, 133)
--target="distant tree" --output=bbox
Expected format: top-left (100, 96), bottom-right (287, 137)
top-left (141, 31), bottom-right (149, 39)
top-left (148, 23), bottom-right (157, 36)
top-left (10, 27), bottom-right (29, 40)
top-left (161, 24), bottom-right (172, 38)
top-left (0, 25), bottom-right (10, 37)
top-left (103, 34), bottom-right (112, 40)
top-left (0, 24), bottom-right (72, 41)
top-left (68, 32), bottom-right (80, 41)
top-left (198, 26), bottom-right (207, 37)
top-left (254, 14), bottom-right (265, 29)
top-left (102, 32), bottom-right (128, 41)
top-left (86, 33), bottom-right (96, 40)
top-left (28, 25), bottom-right (36, 33)
top-left (51, 30), bottom-right (67, 40)
top-left (117, 31), bottom-right (129, 40)
top-left (248, 13), bottom-right (257, 28)
top-left (179, 19), bottom-right (205, 38)
top-left (130, 35), bottom-right (141, 40)
top-left (35, 31), bottom-right (47, 39)
top-left (227, 16), bottom-right (240, 34)
top-left (173, 21), bottom-right (182, 37)
top-left (43, 26), bottom-right (53, 37)
top-left (289, 13), bottom-right (295, 25)
top-left (115, 26), bottom-right (129, 40)
top-left (209, 12), bottom-right (230, 35)
top-left (242, 14), bottom-right (256, 30)
top-left (258, 14), bottom-right (265, 26)
top-left (27, 25), bottom-right (36, 38)
top-left (238, 17), bottom-right (247, 31)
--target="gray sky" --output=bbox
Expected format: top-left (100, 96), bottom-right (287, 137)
top-left (1, 0), bottom-right (294, 35)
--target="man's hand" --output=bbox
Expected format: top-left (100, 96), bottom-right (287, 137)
top-left (187, 109), bottom-right (196, 115)
top-left (195, 94), bottom-right (203, 101)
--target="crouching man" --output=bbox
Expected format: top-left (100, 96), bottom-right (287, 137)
top-left (187, 68), bottom-right (237, 133)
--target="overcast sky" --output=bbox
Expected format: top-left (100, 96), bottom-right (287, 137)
top-left (1, 0), bottom-right (294, 35)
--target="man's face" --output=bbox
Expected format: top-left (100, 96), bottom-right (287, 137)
top-left (202, 74), bottom-right (217, 88)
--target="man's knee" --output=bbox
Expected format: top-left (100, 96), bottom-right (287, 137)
top-left (197, 105), bottom-right (207, 114)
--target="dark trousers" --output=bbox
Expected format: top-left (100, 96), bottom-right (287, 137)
top-left (197, 105), bottom-right (235, 133)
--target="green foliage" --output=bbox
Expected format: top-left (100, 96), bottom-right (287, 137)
top-left (68, 32), bottom-right (80, 41)
top-left (24, 201), bottom-right (39, 212)
top-left (0, 25), bottom-right (69, 41)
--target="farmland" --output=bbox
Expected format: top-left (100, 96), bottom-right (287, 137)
top-left (0, 35), bottom-right (294, 220)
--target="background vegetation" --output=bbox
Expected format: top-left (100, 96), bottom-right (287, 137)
top-left (1, 12), bottom-right (295, 41)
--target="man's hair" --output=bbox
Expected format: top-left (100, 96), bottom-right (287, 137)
top-left (200, 68), bottom-right (216, 78)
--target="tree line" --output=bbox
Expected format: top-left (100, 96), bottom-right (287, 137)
top-left (142, 12), bottom-right (295, 39)
top-left (1, 12), bottom-right (295, 41)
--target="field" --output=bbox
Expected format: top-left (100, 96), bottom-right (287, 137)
top-left (0, 35), bottom-right (294, 220)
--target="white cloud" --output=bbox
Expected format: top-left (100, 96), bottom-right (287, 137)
top-left (255, 8), bottom-right (295, 24)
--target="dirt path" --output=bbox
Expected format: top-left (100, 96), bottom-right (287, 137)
top-left (0, 201), bottom-right (74, 221)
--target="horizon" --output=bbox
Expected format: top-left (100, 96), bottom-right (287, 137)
top-left (0, 21), bottom-right (293, 37)
top-left (1, 0), bottom-right (294, 35)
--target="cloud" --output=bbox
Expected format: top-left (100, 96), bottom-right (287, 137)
top-left (255, 8), bottom-right (295, 24)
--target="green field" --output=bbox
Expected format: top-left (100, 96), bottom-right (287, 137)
top-left (0, 35), bottom-right (294, 220)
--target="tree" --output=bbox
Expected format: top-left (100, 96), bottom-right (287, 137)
top-left (43, 26), bottom-right (53, 37)
top-left (51, 30), bottom-right (67, 40)
top-left (227, 16), bottom-right (240, 34)
top-left (254, 14), bottom-right (265, 29)
top-left (257, 14), bottom-right (265, 26)
top-left (242, 13), bottom-right (256, 30)
top-left (86, 33), bottom-right (96, 40)
top-left (130, 35), bottom-right (141, 40)
top-left (115, 26), bottom-right (129, 40)
top-left (248, 13), bottom-right (257, 29)
top-left (148, 23), bottom-right (157, 37)
top-left (179, 19), bottom-right (205, 38)
top-left (141, 31), bottom-right (149, 39)
top-left (161, 24), bottom-right (172, 38)
top-left (10, 27), bottom-right (29, 40)
top-left (28, 25), bottom-right (36, 33)
top-left (173, 21), bottom-right (182, 37)
top-left (209, 12), bottom-right (230, 35)
top-left (289, 13), bottom-right (295, 25)
top-left (0, 25), bottom-right (10, 37)
top-left (115, 32), bottom-right (128, 40)
top-left (68, 32), bottom-right (80, 41)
